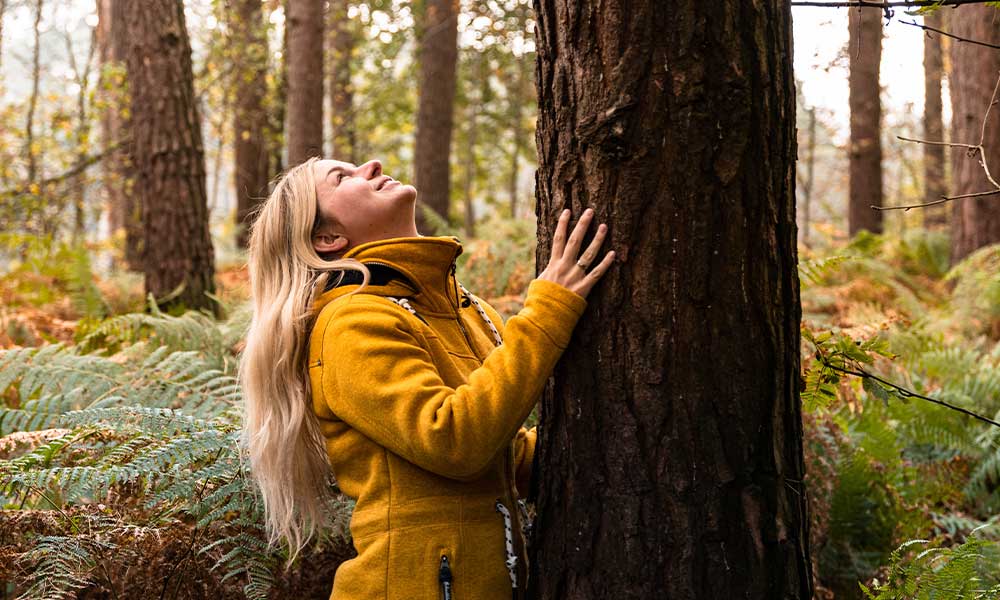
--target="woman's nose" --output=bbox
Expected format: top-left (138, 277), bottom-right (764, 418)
top-left (359, 159), bottom-right (382, 179)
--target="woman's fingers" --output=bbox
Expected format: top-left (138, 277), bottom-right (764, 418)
top-left (578, 250), bottom-right (617, 296)
top-left (551, 209), bottom-right (571, 260)
top-left (563, 208), bottom-right (594, 261)
top-left (576, 223), bottom-right (607, 269)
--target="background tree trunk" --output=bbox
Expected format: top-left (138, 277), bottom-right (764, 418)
top-left (103, 0), bottom-right (141, 269)
top-left (122, 0), bottom-right (217, 314)
top-left (802, 107), bottom-right (817, 247)
top-left (25, 0), bottom-right (43, 187)
top-left (528, 1), bottom-right (812, 598)
top-left (231, 0), bottom-right (270, 248)
top-left (328, 0), bottom-right (356, 163)
top-left (508, 55), bottom-right (529, 219)
top-left (413, 0), bottom-right (458, 234)
top-left (848, 7), bottom-right (883, 236)
top-left (922, 10), bottom-right (947, 230)
top-left (286, 0), bottom-right (324, 165)
top-left (268, 3), bottom-right (289, 177)
top-left (0, 0), bottom-right (7, 76)
top-left (949, 5), bottom-right (1000, 261)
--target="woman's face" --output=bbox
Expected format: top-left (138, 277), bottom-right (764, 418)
top-left (312, 158), bottom-right (419, 256)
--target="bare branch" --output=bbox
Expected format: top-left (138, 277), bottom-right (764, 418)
top-left (899, 18), bottom-right (1000, 50)
top-left (0, 140), bottom-right (128, 199)
top-left (896, 134), bottom-right (977, 150)
top-left (888, 70), bottom-right (1000, 212)
top-left (794, 0), bottom-right (998, 7)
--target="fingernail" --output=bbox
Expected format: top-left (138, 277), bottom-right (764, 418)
top-left (562, 209), bottom-right (570, 216)
top-left (586, 208), bottom-right (594, 215)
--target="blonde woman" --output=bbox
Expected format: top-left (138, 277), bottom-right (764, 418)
top-left (239, 156), bottom-right (615, 600)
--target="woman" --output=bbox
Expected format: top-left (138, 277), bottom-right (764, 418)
top-left (240, 156), bottom-right (614, 600)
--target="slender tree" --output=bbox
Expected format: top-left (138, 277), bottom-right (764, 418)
top-left (848, 7), bottom-right (883, 235)
top-left (64, 19), bottom-right (97, 244)
top-left (923, 10), bottom-right (947, 229)
top-left (949, 4), bottom-right (1000, 261)
top-left (101, 0), bottom-right (141, 268)
top-left (231, 0), bottom-right (270, 248)
top-left (267, 0), bottom-right (289, 177)
top-left (413, 0), bottom-right (458, 233)
top-left (286, 0), bottom-right (324, 165)
top-left (528, 1), bottom-right (812, 598)
top-left (507, 53), bottom-right (530, 219)
top-left (0, 0), bottom-right (7, 75)
top-left (802, 107), bottom-right (817, 247)
top-left (328, 0), bottom-right (356, 163)
top-left (25, 0), bottom-right (43, 187)
top-left (121, 0), bottom-right (216, 313)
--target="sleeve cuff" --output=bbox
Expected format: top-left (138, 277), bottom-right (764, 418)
top-left (520, 279), bottom-right (588, 349)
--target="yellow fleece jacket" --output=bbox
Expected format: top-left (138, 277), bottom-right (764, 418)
top-left (307, 235), bottom-right (587, 600)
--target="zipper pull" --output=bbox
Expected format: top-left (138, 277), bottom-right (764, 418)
top-left (439, 555), bottom-right (453, 600)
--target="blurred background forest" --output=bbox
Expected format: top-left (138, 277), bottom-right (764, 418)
top-left (2, 0), bottom-right (1000, 598)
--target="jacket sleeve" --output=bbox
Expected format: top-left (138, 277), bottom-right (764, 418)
top-left (318, 278), bottom-right (586, 481)
top-left (513, 426), bottom-right (536, 496)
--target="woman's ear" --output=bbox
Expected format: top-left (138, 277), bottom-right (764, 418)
top-left (313, 232), bottom-right (349, 255)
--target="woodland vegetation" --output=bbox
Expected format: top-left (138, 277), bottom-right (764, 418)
top-left (1, 0), bottom-right (1000, 598)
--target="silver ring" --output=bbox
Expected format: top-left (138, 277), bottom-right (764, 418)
top-left (576, 260), bottom-right (588, 270)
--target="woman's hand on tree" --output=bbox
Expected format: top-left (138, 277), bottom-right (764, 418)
top-left (536, 207), bottom-right (615, 299)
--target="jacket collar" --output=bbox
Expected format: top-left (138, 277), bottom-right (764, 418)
top-left (311, 235), bottom-right (464, 316)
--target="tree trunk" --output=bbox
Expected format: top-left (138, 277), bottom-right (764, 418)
top-left (413, 0), bottom-right (458, 234)
top-left (922, 10), bottom-right (947, 230)
top-left (25, 0), bottom-right (42, 186)
top-left (801, 107), bottom-right (817, 248)
top-left (65, 23), bottom-right (97, 246)
top-left (0, 0), bottom-right (7, 75)
top-left (122, 0), bottom-right (217, 314)
top-left (268, 3), bottom-right (288, 177)
top-left (848, 7), bottom-right (883, 236)
top-left (949, 5), bottom-right (1000, 261)
top-left (328, 0), bottom-right (356, 163)
top-left (102, 0), bottom-right (141, 269)
top-left (231, 0), bottom-right (270, 249)
top-left (508, 55), bottom-right (529, 219)
top-left (528, 2), bottom-right (812, 598)
top-left (286, 0), bottom-right (324, 165)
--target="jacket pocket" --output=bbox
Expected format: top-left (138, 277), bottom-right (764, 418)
top-left (439, 554), bottom-right (453, 600)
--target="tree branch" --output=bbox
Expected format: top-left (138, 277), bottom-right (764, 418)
top-left (823, 361), bottom-right (1000, 429)
top-left (793, 0), bottom-right (998, 6)
top-left (880, 70), bottom-right (1000, 212)
top-left (0, 140), bottom-right (129, 198)
top-left (899, 18), bottom-right (1000, 50)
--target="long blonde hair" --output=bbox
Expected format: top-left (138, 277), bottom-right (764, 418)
top-left (238, 157), bottom-right (370, 562)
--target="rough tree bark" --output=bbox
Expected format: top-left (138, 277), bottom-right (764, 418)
top-left (286, 0), bottom-right (324, 165)
top-left (922, 10), bottom-right (947, 229)
top-left (949, 5), bottom-right (1000, 261)
top-left (122, 0), bottom-right (217, 314)
top-left (528, 2), bottom-right (812, 598)
top-left (328, 0), bottom-right (356, 163)
top-left (413, 0), bottom-right (458, 233)
top-left (231, 0), bottom-right (270, 248)
top-left (848, 7), bottom-right (883, 236)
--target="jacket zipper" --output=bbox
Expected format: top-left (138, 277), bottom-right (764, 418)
top-left (439, 555), bottom-right (453, 600)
